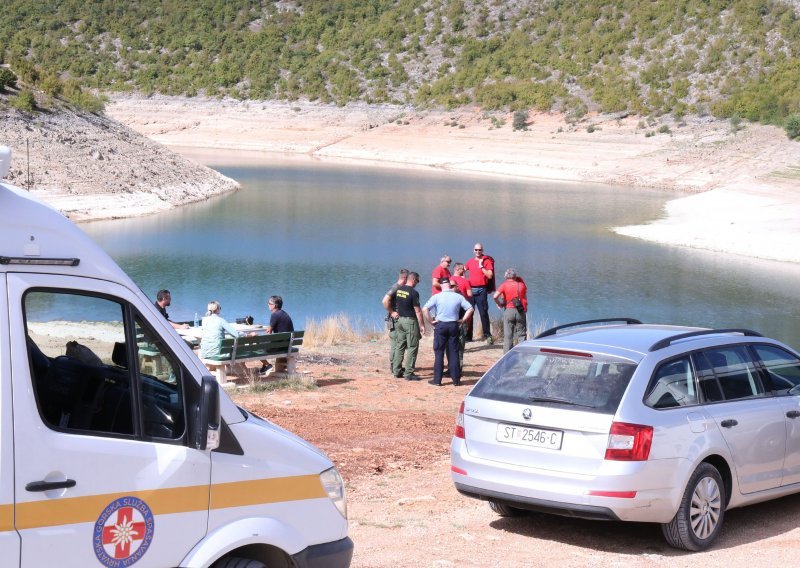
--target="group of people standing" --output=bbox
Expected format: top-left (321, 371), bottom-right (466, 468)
top-left (382, 242), bottom-right (529, 387)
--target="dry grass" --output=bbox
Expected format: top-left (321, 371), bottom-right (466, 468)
top-left (303, 312), bottom-right (381, 347)
top-left (489, 314), bottom-right (556, 342)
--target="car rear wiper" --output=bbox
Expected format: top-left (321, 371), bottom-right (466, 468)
top-left (528, 396), bottom-right (596, 408)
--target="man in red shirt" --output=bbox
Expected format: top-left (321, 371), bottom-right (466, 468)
top-left (493, 267), bottom-right (528, 353)
top-left (431, 255), bottom-right (452, 295)
top-left (464, 243), bottom-right (494, 343)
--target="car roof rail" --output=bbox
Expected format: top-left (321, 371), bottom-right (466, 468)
top-left (649, 328), bottom-right (764, 352)
top-left (535, 318), bottom-right (642, 339)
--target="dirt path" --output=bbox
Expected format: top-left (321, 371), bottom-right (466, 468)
top-left (231, 337), bottom-right (800, 567)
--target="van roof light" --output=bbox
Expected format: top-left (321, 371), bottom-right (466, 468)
top-left (0, 146), bottom-right (10, 179)
top-left (0, 256), bottom-right (80, 266)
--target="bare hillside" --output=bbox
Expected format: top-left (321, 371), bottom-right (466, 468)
top-left (0, 105), bottom-right (239, 221)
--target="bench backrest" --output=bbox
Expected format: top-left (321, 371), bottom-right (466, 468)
top-left (228, 330), bottom-right (305, 362)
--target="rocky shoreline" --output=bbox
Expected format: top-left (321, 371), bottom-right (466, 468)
top-left (3, 94), bottom-right (800, 264)
top-left (0, 104), bottom-right (239, 222)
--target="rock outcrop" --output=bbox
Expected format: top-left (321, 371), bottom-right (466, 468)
top-left (0, 104), bottom-right (239, 222)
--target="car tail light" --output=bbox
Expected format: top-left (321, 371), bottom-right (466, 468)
top-left (605, 422), bottom-right (653, 461)
top-left (585, 490), bottom-right (637, 498)
top-left (454, 401), bottom-right (465, 439)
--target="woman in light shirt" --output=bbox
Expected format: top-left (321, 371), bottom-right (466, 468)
top-left (199, 300), bottom-right (241, 359)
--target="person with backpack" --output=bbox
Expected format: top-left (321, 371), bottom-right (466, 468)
top-left (493, 268), bottom-right (528, 353)
top-left (464, 243), bottom-right (495, 344)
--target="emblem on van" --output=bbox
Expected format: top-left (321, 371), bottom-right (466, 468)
top-left (522, 408), bottom-right (532, 420)
top-left (93, 496), bottom-right (154, 567)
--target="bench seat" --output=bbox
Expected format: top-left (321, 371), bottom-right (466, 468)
top-left (199, 331), bottom-right (304, 385)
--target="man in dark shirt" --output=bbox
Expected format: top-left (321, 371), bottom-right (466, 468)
top-left (382, 268), bottom-right (409, 373)
top-left (154, 289), bottom-right (189, 330)
top-left (259, 295), bottom-right (295, 375)
top-left (390, 272), bottom-right (425, 380)
top-left (266, 295), bottom-right (294, 333)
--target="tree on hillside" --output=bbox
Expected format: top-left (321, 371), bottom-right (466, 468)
top-left (0, 68), bottom-right (17, 92)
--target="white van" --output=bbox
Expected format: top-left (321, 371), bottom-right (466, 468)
top-left (0, 147), bottom-right (353, 568)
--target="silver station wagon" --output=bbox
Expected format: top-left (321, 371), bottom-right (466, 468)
top-left (451, 318), bottom-right (800, 551)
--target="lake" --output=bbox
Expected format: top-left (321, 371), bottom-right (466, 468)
top-left (83, 155), bottom-right (800, 346)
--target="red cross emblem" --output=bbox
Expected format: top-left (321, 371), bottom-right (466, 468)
top-left (101, 506), bottom-right (146, 559)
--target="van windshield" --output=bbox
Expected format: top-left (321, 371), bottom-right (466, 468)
top-left (470, 347), bottom-right (637, 414)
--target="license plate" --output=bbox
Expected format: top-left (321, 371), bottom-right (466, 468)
top-left (496, 423), bottom-right (563, 450)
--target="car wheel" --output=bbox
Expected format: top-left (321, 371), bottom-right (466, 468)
top-left (213, 558), bottom-right (267, 568)
top-left (662, 462), bottom-right (725, 551)
top-left (488, 500), bottom-right (527, 517)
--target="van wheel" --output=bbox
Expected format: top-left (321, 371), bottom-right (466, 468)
top-left (488, 500), bottom-right (527, 517)
top-left (213, 558), bottom-right (267, 568)
top-left (661, 462), bottom-right (725, 551)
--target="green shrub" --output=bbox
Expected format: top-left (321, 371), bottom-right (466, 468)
top-left (786, 114), bottom-right (800, 140)
top-left (10, 89), bottom-right (36, 112)
top-left (512, 109), bottom-right (528, 131)
top-left (0, 68), bottom-right (17, 91)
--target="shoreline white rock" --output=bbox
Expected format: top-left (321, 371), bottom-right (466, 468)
top-left (106, 95), bottom-right (800, 264)
top-left (3, 94), bottom-right (798, 264)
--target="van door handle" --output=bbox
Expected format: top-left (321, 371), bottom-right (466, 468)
top-left (25, 479), bottom-right (76, 492)
top-left (720, 419), bottom-right (738, 428)
top-left (787, 410), bottom-right (800, 419)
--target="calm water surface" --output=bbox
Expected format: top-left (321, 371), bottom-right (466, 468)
top-left (83, 156), bottom-right (800, 345)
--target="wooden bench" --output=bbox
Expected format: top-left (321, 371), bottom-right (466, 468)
top-left (199, 331), bottom-right (304, 384)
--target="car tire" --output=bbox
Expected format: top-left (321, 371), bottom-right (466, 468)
top-left (488, 500), bottom-right (527, 517)
top-left (661, 462), bottom-right (725, 551)
top-left (213, 558), bottom-right (267, 568)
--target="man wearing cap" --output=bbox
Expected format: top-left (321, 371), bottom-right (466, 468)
top-left (423, 278), bottom-right (474, 386)
top-left (391, 272), bottom-right (425, 380)
top-left (383, 268), bottom-right (409, 373)
top-left (465, 242), bottom-right (494, 343)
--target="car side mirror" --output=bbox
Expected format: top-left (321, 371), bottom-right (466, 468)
top-left (195, 376), bottom-right (221, 451)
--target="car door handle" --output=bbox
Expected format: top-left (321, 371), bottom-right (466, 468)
top-left (25, 479), bottom-right (76, 492)
top-left (720, 419), bottom-right (738, 428)
top-left (787, 410), bottom-right (800, 419)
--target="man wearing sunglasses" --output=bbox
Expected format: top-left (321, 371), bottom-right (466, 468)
top-left (431, 255), bottom-right (452, 295)
top-left (464, 243), bottom-right (495, 344)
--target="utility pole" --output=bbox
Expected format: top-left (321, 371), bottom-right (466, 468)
top-left (26, 138), bottom-right (31, 191)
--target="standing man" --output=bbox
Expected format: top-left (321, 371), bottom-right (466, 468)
top-left (494, 268), bottom-right (529, 353)
top-left (154, 289), bottom-right (190, 329)
top-left (383, 268), bottom-right (409, 373)
top-left (423, 279), bottom-right (474, 386)
top-left (450, 262), bottom-right (473, 368)
top-left (431, 255), bottom-right (452, 295)
top-left (465, 243), bottom-right (494, 343)
top-left (391, 272), bottom-right (425, 380)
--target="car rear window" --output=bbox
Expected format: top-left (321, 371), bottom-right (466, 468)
top-left (470, 347), bottom-right (637, 414)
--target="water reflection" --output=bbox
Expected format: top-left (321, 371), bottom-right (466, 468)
top-left (83, 157), bottom-right (800, 346)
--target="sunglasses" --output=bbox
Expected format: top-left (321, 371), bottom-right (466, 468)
top-left (474, 249), bottom-right (483, 252)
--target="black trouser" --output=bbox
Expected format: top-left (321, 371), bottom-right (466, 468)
top-left (470, 287), bottom-right (491, 339)
top-left (433, 321), bottom-right (461, 384)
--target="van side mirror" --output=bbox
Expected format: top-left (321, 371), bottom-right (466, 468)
top-left (195, 376), bottom-right (221, 451)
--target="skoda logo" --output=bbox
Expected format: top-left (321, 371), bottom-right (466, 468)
top-left (522, 408), bottom-right (532, 420)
